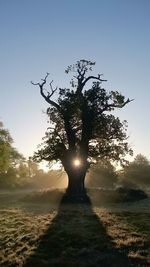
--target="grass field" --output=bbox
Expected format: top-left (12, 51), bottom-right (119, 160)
top-left (0, 189), bottom-right (150, 267)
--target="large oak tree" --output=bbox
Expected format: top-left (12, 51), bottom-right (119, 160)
top-left (32, 60), bottom-right (133, 198)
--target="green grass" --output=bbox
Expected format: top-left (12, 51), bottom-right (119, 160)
top-left (0, 190), bottom-right (150, 267)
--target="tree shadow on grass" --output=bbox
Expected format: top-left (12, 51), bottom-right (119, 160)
top-left (23, 193), bottom-right (134, 267)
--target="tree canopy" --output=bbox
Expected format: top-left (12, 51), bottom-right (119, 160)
top-left (33, 60), bottom-right (133, 165)
top-left (0, 121), bottom-right (64, 189)
top-left (0, 121), bottom-right (22, 173)
top-left (32, 60), bottom-right (133, 196)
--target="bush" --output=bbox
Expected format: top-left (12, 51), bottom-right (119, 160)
top-left (115, 186), bottom-right (148, 202)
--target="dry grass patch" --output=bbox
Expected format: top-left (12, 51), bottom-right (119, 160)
top-left (0, 208), bottom-right (56, 267)
top-left (95, 208), bottom-right (150, 266)
top-left (0, 191), bottom-right (150, 266)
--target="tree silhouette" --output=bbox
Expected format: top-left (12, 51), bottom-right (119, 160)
top-left (32, 60), bottom-right (133, 199)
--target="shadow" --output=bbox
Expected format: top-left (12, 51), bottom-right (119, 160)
top-left (23, 193), bottom-right (136, 267)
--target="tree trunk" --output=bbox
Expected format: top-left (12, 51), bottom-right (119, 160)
top-left (67, 172), bottom-right (85, 194)
top-left (65, 168), bottom-right (88, 199)
top-left (62, 157), bottom-right (89, 203)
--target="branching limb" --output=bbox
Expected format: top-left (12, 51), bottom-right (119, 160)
top-left (31, 73), bottom-right (60, 111)
top-left (83, 74), bottom-right (107, 87)
top-left (48, 80), bottom-right (58, 98)
top-left (63, 114), bottom-right (76, 150)
top-left (76, 74), bottom-right (107, 94)
top-left (101, 98), bottom-right (134, 113)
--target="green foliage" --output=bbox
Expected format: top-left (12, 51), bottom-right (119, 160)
top-left (0, 122), bottom-right (35, 188)
top-left (0, 122), bottom-right (24, 174)
top-left (0, 122), bottom-right (25, 188)
top-left (120, 154), bottom-right (150, 188)
top-left (0, 121), bottom-right (13, 173)
top-left (33, 60), bottom-right (133, 169)
top-left (86, 160), bottom-right (117, 188)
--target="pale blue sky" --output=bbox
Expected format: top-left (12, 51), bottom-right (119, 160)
top-left (0, 0), bottom-right (150, 160)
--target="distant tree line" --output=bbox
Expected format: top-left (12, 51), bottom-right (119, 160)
top-left (0, 121), bottom-right (66, 189)
top-left (118, 154), bottom-right (150, 189)
top-left (0, 121), bottom-right (150, 190)
top-left (87, 154), bottom-right (150, 190)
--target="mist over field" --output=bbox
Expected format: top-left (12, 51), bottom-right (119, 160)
top-left (1, 0), bottom-right (150, 265)
top-left (1, 125), bottom-right (150, 267)
top-left (0, 154), bottom-right (150, 266)
top-left (0, 187), bottom-right (150, 267)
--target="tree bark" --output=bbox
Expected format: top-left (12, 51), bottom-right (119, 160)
top-left (66, 170), bottom-right (86, 196)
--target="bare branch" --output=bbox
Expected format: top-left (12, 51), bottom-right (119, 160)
top-left (31, 72), bottom-right (50, 87)
top-left (83, 75), bottom-right (107, 87)
top-left (77, 68), bottom-right (86, 79)
top-left (76, 74), bottom-right (107, 94)
top-left (47, 80), bottom-right (58, 99)
top-left (49, 80), bottom-right (54, 91)
top-left (63, 114), bottom-right (76, 150)
top-left (31, 73), bottom-right (60, 111)
top-left (101, 98), bottom-right (134, 113)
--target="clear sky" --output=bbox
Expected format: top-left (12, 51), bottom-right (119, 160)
top-left (0, 0), bottom-right (150, 161)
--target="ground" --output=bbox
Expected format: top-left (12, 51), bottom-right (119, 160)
top-left (0, 189), bottom-right (150, 267)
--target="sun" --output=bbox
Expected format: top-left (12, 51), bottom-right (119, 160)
top-left (73, 158), bottom-right (81, 167)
